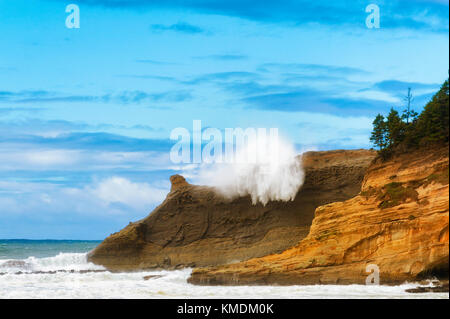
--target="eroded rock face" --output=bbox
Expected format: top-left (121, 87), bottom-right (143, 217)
top-left (88, 149), bottom-right (375, 271)
top-left (188, 146), bottom-right (449, 285)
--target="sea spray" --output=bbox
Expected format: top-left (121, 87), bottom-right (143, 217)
top-left (194, 135), bottom-right (304, 205)
top-left (0, 252), bottom-right (104, 273)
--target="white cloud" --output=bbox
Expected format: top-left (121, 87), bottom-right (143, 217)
top-left (91, 177), bottom-right (168, 209)
top-left (344, 90), bottom-right (400, 104)
top-left (0, 149), bottom-right (80, 168)
top-left (0, 177), bottom-right (169, 217)
top-left (25, 150), bottom-right (81, 165)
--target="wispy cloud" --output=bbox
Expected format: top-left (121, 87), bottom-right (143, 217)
top-left (0, 90), bottom-right (192, 105)
top-left (0, 107), bottom-right (44, 115)
top-left (0, 118), bottom-right (163, 137)
top-left (150, 21), bottom-right (206, 34)
top-left (193, 54), bottom-right (248, 61)
top-left (183, 71), bottom-right (259, 85)
top-left (169, 62), bottom-right (439, 116)
top-left (242, 89), bottom-right (389, 115)
top-left (135, 59), bottom-right (179, 65)
top-left (258, 63), bottom-right (369, 76)
top-left (61, 0), bottom-right (449, 32)
top-left (0, 131), bottom-right (174, 152)
top-left (370, 80), bottom-right (440, 94)
top-left (118, 74), bottom-right (178, 82)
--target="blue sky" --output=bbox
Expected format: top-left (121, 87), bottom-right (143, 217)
top-left (0, 0), bottom-right (448, 239)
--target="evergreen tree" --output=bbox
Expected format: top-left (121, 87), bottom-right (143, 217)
top-left (370, 114), bottom-right (387, 150)
top-left (402, 88), bottom-right (415, 124)
top-left (386, 108), bottom-right (405, 147)
top-left (369, 78), bottom-right (449, 158)
top-left (402, 109), bottom-right (418, 124)
top-left (415, 80), bottom-right (449, 144)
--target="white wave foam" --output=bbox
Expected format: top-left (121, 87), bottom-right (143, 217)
top-left (0, 266), bottom-right (447, 299)
top-left (0, 253), bottom-right (104, 273)
top-left (0, 253), bottom-right (447, 299)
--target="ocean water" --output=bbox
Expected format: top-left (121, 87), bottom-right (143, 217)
top-left (0, 240), bottom-right (447, 299)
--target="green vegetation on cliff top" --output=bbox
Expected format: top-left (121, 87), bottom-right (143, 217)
top-left (370, 79), bottom-right (449, 158)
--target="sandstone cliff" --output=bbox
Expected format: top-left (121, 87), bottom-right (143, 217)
top-left (88, 149), bottom-right (375, 271)
top-left (188, 146), bottom-right (449, 285)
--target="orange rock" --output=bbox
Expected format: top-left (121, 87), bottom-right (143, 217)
top-left (170, 174), bottom-right (189, 191)
top-left (189, 146), bottom-right (449, 285)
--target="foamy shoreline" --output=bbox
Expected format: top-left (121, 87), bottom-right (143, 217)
top-left (0, 253), bottom-right (448, 299)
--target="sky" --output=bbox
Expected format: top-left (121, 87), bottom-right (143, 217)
top-left (0, 0), bottom-right (448, 239)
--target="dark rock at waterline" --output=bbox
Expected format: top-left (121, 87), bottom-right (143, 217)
top-left (406, 281), bottom-right (449, 293)
top-left (143, 275), bottom-right (163, 280)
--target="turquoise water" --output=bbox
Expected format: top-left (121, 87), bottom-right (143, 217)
top-left (0, 239), bottom-right (101, 259)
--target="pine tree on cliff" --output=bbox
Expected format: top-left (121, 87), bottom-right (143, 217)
top-left (386, 108), bottom-right (405, 147)
top-left (415, 79), bottom-right (449, 144)
top-left (401, 88), bottom-right (418, 124)
top-left (370, 114), bottom-right (387, 151)
top-left (370, 78), bottom-right (449, 157)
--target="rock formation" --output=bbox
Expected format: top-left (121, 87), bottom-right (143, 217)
top-left (188, 146), bottom-right (449, 285)
top-left (88, 149), bottom-right (375, 271)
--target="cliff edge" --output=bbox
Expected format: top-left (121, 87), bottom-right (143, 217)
top-left (88, 149), bottom-right (375, 271)
top-left (188, 146), bottom-right (449, 285)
